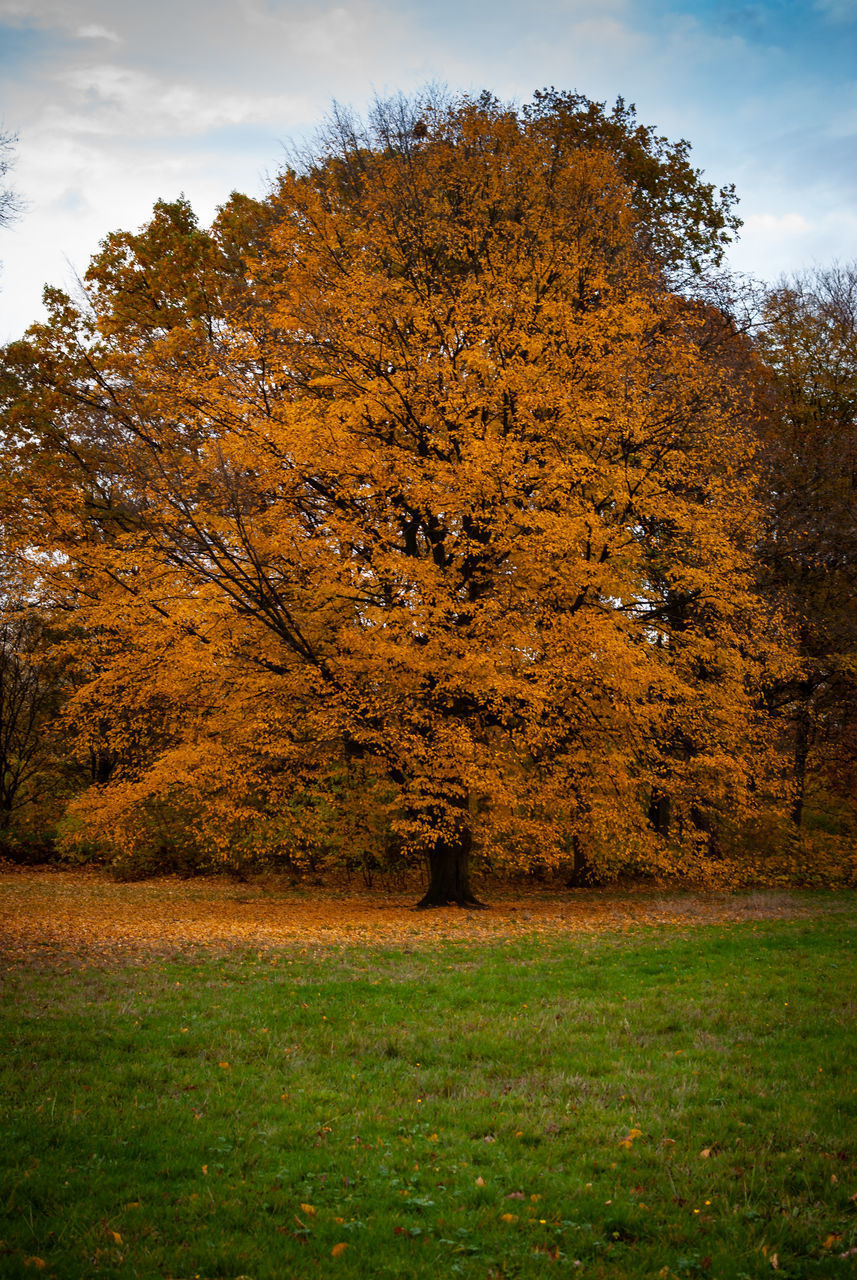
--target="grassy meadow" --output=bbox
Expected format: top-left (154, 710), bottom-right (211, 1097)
top-left (1, 902), bottom-right (856, 1278)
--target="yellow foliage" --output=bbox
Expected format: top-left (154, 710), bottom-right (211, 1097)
top-left (0, 94), bottom-right (798, 899)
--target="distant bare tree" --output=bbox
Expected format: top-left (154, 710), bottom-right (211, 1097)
top-left (0, 129), bottom-right (21, 230)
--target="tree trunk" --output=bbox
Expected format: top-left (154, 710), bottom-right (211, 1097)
top-left (416, 808), bottom-right (484, 908)
top-left (89, 745), bottom-right (116, 786)
top-left (647, 790), bottom-right (671, 836)
top-left (791, 699), bottom-right (812, 828)
top-left (565, 832), bottom-right (592, 887)
top-left (690, 804), bottom-right (722, 858)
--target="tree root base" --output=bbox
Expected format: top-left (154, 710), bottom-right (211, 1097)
top-left (415, 895), bottom-right (488, 910)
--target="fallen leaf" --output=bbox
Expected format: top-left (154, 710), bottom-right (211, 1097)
top-left (504, 1191), bottom-right (526, 1200)
top-left (331, 1242), bottom-right (348, 1257)
top-left (218, 1062), bottom-right (230, 1070)
top-left (2, 871), bottom-right (828, 965)
top-left (475, 1176), bottom-right (485, 1187)
top-left (823, 1234), bottom-right (842, 1249)
top-left (299, 1203), bottom-right (316, 1217)
top-left (770, 1253), bottom-right (779, 1270)
top-left (24, 1260), bottom-right (46, 1271)
top-left (109, 1230), bottom-right (122, 1245)
top-left (700, 1148), bottom-right (712, 1159)
top-left (201, 1164), bottom-right (208, 1175)
top-left (500, 1213), bottom-right (518, 1223)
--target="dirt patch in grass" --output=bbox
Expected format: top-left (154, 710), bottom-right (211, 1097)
top-left (0, 867), bottom-right (853, 966)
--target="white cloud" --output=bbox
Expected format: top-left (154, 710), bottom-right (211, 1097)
top-left (728, 208), bottom-right (857, 282)
top-left (742, 212), bottom-right (811, 238)
top-left (75, 21), bottom-right (120, 41)
top-left (56, 63), bottom-right (309, 137)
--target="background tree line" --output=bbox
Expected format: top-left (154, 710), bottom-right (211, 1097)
top-left (0, 90), bottom-right (854, 902)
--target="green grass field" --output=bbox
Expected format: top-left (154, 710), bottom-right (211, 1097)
top-left (1, 911), bottom-right (856, 1278)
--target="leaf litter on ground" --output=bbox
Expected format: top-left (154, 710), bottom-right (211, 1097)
top-left (0, 867), bottom-right (852, 966)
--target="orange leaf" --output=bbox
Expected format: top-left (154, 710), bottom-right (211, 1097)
top-left (331, 1242), bottom-right (348, 1257)
top-left (500, 1213), bottom-right (518, 1223)
top-left (299, 1203), bottom-right (316, 1216)
top-left (110, 1230), bottom-right (122, 1244)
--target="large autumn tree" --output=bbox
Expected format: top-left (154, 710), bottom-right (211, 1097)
top-left (1, 91), bottom-right (774, 903)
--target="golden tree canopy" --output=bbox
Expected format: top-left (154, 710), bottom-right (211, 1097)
top-left (1, 92), bottom-right (773, 902)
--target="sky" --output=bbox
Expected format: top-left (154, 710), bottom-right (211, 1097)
top-left (0, 0), bottom-right (855, 342)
